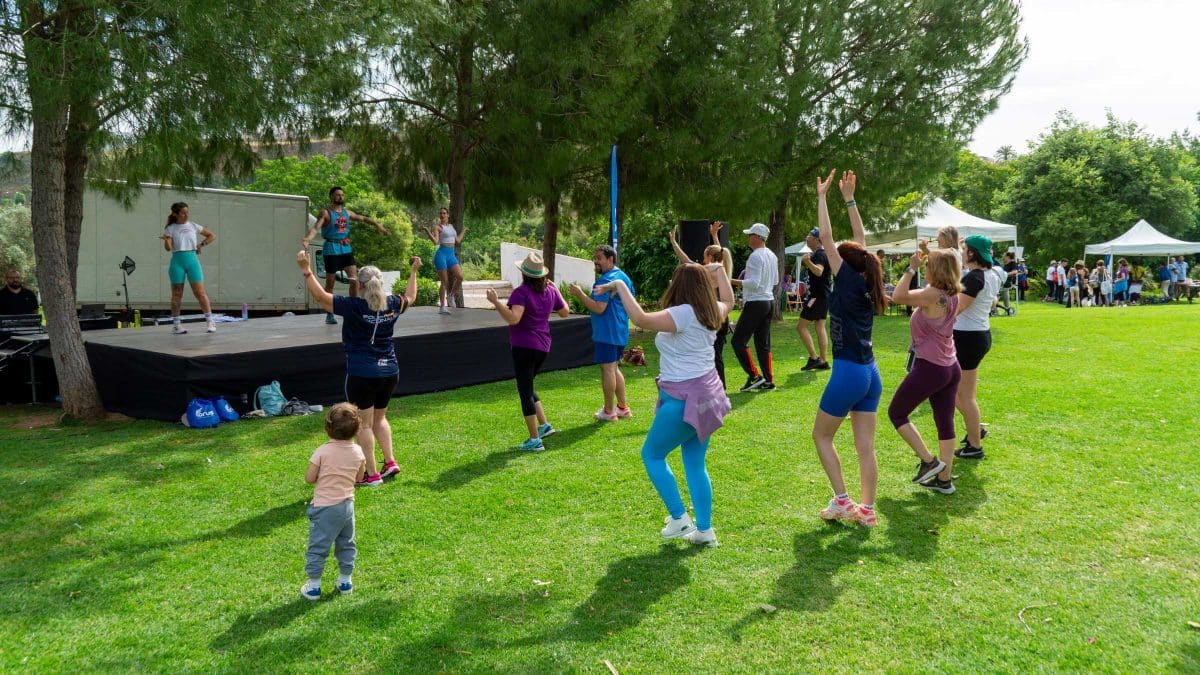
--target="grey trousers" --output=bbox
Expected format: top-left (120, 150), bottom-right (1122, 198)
top-left (305, 499), bottom-right (356, 578)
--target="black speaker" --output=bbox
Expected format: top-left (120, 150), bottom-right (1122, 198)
top-left (679, 219), bottom-right (728, 263)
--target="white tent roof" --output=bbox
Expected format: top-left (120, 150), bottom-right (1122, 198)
top-left (865, 197), bottom-right (1018, 249)
top-left (784, 242), bottom-right (812, 255)
top-left (1084, 219), bottom-right (1200, 255)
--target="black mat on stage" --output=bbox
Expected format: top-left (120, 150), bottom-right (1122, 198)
top-left (83, 308), bottom-right (594, 421)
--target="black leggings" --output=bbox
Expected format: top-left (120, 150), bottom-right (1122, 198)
top-left (511, 346), bottom-right (547, 416)
top-left (713, 319), bottom-right (730, 387)
top-left (732, 299), bottom-right (774, 381)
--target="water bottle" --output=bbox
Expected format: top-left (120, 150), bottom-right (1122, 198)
top-left (241, 303), bottom-right (248, 320)
top-left (134, 309), bottom-right (142, 327)
top-left (309, 404), bottom-right (323, 412)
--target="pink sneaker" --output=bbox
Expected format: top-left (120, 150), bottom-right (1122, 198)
top-left (819, 498), bottom-right (857, 521)
top-left (357, 473), bottom-right (383, 487)
top-left (851, 505), bottom-right (878, 528)
top-left (616, 405), bottom-right (633, 419)
top-left (380, 460), bottom-right (400, 479)
top-left (594, 408), bottom-right (618, 421)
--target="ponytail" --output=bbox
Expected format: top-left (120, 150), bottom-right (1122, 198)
top-left (359, 266), bottom-right (388, 312)
top-left (836, 242), bottom-right (888, 315)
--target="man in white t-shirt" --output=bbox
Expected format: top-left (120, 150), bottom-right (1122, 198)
top-left (729, 223), bottom-right (779, 392)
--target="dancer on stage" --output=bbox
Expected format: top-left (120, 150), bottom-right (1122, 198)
top-left (569, 245), bottom-right (634, 421)
top-left (160, 201), bottom-right (217, 334)
top-left (297, 250), bottom-right (421, 487)
top-left (888, 247), bottom-right (962, 490)
top-left (669, 222), bottom-right (733, 388)
top-left (302, 187), bottom-right (389, 325)
top-left (421, 207), bottom-right (467, 314)
top-left (486, 252), bottom-right (570, 451)
top-left (595, 261), bottom-right (734, 547)
top-left (947, 236), bottom-right (1000, 472)
top-left (809, 169), bottom-right (888, 527)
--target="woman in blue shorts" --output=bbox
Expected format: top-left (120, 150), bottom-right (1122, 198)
top-left (808, 170), bottom-right (889, 528)
top-left (422, 208), bottom-right (468, 314)
top-left (160, 202), bottom-right (217, 334)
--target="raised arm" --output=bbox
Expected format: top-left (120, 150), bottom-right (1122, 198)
top-left (669, 228), bottom-right (693, 265)
top-left (597, 279), bottom-right (677, 332)
top-left (350, 210), bottom-right (387, 236)
top-left (710, 221), bottom-right (723, 246)
top-left (839, 170), bottom-right (865, 245)
top-left (421, 224), bottom-right (439, 244)
top-left (302, 209), bottom-right (328, 248)
top-left (401, 256), bottom-right (421, 306)
top-left (816, 169), bottom-right (842, 275)
top-left (892, 251), bottom-right (939, 308)
top-left (708, 262), bottom-right (734, 318)
top-left (297, 249), bottom-right (334, 312)
top-left (454, 225), bottom-right (468, 244)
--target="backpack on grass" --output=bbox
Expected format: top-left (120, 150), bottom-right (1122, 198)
top-left (254, 381), bottom-right (287, 416)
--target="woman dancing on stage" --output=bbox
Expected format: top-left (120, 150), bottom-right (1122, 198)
top-left (160, 202), bottom-right (217, 334)
top-left (809, 169), bottom-right (888, 527)
top-left (596, 261), bottom-right (734, 547)
top-left (297, 250), bottom-right (421, 486)
top-left (486, 252), bottom-right (570, 451)
top-left (422, 208), bottom-right (468, 314)
top-left (888, 247), bottom-right (963, 489)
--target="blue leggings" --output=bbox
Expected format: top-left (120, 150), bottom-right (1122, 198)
top-left (641, 392), bottom-right (713, 530)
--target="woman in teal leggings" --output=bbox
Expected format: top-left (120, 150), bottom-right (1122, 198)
top-left (160, 201), bottom-right (217, 334)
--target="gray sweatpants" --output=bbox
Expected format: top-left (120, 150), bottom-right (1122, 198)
top-left (305, 499), bottom-right (356, 579)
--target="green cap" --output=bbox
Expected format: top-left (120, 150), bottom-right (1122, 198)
top-left (963, 234), bottom-right (994, 265)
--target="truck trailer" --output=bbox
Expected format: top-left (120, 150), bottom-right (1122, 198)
top-left (78, 183), bottom-right (322, 313)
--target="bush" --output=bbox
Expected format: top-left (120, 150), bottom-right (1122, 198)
top-left (395, 276), bottom-right (440, 307)
top-left (558, 282), bottom-right (588, 315)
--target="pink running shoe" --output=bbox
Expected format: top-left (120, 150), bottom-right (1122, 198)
top-left (615, 405), bottom-right (633, 419)
top-left (380, 460), bottom-right (400, 479)
top-left (357, 473), bottom-right (383, 487)
top-left (851, 505), bottom-right (878, 528)
top-left (594, 408), bottom-right (618, 421)
top-left (819, 498), bottom-right (857, 521)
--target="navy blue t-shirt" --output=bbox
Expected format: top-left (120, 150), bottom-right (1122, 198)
top-left (333, 294), bottom-right (409, 377)
top-left (828, 264), bottom-right (875, 364)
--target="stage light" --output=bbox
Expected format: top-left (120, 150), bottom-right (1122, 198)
top-left (119, 256), bottom-right (136, 318)
top-left (119, 256), bottom-right (136, 275)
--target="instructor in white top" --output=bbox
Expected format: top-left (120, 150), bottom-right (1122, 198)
top-left (730, 223), bottom-right (779, 392)
top-left (160, 201), bottom-right (217, 334)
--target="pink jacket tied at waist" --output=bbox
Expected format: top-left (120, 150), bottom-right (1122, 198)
top-left (656, 369), bottom-right (731, 442)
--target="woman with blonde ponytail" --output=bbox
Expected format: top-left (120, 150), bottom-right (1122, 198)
top-left (297, 252), bottom-right (423, 487)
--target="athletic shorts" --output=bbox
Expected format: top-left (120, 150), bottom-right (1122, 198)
top-left (324, 252), bottom-right (356, 275)
top-left (168, 250), bottom-right (203, 284)
top-left (818, 359), bottom-right (883, 417)
top-left (594, 342), bottom-right (624, 364)
top-left (953, 329), bottom-right (992, 371)
top-left (344, 373), bottom-right (399, 410)
top-left (433, 245), bottom-right (460, 271)
top-left (799, 296), bottom-right (828, 321)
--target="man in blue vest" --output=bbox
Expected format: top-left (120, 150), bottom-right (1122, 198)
top-left (302, 186), bottom-right (390, 324)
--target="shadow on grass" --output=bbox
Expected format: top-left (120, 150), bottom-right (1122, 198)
top-left (425, 422), bottom-right (603, 492)
top-left (729, 525), bottom-right (869, 642)
top-left (1176, 637), bottom-right (1200, 672)
top-left (875, 460), bottom-right (989, 563)
top-left (211, 598), bottom-right (316, 651)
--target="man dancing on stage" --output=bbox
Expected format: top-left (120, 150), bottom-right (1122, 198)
top-left (302, 187), bottom-right (390, 325)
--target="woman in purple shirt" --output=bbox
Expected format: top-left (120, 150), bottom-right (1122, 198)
top-left (487, 252), bottom-right (569, 451)
top-left (888, 247), bottom-right (963, 490)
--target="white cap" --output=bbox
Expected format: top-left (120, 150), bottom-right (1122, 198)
top-left (743, 223), bottom-right (770, 238)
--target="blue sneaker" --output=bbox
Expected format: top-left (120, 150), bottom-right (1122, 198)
top-left (337, 577), bottom-right (352, 595)
top-left (325, 313), bottom-right (338, 325)
top-left (537, 423), bottom-right (555, 439)
top-left (519, 437), bottom-right (544, 451)
top-left (300, 580), bottom-right (321, 601)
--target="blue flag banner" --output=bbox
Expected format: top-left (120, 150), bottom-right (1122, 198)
top-left (610, 145), bottom-right (618, 254)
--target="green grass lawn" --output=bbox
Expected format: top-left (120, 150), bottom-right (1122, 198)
top-left (2, 302), bottom-right (1199, 672)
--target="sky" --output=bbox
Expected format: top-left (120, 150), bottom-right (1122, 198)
top-left (4, 2), bottom-right (1199, 157)
top-left (969, 0), bottom-right (1200, 157)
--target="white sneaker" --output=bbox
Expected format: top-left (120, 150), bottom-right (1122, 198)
top-left (819, 498), bottom-right (857, 521)
top-left (300, 579), bottom-right (321, 601)
top-left (683, 528), bottom-right (718, 548)
top-left (171, 323), bottom-right (187, 335)
top-left (205, 320), bottom-right (216, 333)
top-left (594, 408), bottom-right (618, 421)
top-left (661, 513), bottom-right (696, 539)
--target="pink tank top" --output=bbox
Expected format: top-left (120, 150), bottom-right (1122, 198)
top-left (910, 291), bottom-right (959, 367)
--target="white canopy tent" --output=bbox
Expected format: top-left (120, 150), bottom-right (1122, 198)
top-left (783, 241), bottom-right (812, 277)
top-left (1084, 219), bottom-right (1200, 256)
top-left (864, 197), bottom-right (1019, 252)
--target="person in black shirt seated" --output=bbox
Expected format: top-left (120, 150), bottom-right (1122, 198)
top-left (0, 269), bottom-right (38, 315)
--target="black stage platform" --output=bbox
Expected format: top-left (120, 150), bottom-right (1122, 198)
top-left (83, 308), bottom-right (593, 421)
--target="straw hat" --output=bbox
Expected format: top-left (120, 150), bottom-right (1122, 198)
top-left (516, 251), bottom-right (549, 278)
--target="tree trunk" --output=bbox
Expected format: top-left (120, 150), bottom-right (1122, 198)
top-left (767, 192), bottom-right (790, 320)
top-left (63, 122), bottom-right (88, 296)
top-left (29, 109), bottom-right (106, 421)
top-left (541, 192), bottom-right (560, 281)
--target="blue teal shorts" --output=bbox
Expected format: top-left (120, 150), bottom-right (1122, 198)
top-left (594, 342), bottom-right (624, 364)
top-left (168, 250), bottom-right (204, 285)
top-left (818, 359), bottom-right (882, 417)
top-left (434, 245), bottom-right (460, 271)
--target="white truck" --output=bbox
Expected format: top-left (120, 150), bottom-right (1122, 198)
top-left (78, 183), bottom-right (326, 312)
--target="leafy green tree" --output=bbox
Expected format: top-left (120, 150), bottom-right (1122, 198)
top-left (941, 149), bottom-right (1015, 219)
top-left (997, 112), bottom-right (1199, 261)
top-left (1, 1), bottom-right (368, 420)
top-left (0, 204), bottom-right (34, 285)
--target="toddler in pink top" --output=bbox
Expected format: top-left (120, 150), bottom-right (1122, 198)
top-left (301, 403), bottom-right (366, 601)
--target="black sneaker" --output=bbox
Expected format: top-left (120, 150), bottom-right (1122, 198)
top-left (759, 381), bottom-right (776, 391)
top-left (739, 375), bottom-right (766, 392)
top-left (813, 359), bottom-right (831, 371)
top-left (913, 458), bottom-right (946, 483)
top-left (919, 477), bottom-right (956, 494)
top-left (801, 357), bottom-right (818, 371)
top-left (955, 444), bottom-right (985, 459)
top-left (960, 426), bottom-right (989, 446)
